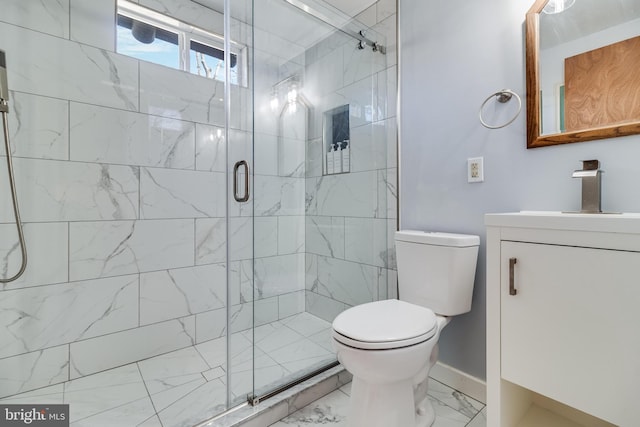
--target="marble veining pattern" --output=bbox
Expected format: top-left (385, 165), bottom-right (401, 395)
top-left (269, 380), bottom-right (486, 427)
top-left (0, 313), bottom-right (337, 426)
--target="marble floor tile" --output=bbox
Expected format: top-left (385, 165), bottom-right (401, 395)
top-left (269, 380), bottom-right (487, 427)
top-left (5, 314), bottom-right (495, 427)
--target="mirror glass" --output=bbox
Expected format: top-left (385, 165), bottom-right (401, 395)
top-left (527, 0), bottom-right (640, 147)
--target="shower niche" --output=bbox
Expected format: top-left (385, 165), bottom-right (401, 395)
top-left (323, 104), bottom-right (350, 175)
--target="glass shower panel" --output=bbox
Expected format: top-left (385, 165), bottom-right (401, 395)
top-left (0, 0), bottom-right (236, 425)
top-left (251, 0), bottom-right (389, 398)
top-left (224, 0), bottom-right (257, 409)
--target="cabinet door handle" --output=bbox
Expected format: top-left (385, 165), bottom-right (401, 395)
top-left (509, 257), bottom-right (517, 295)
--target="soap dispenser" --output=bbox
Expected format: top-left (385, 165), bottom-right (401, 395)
top-left (326, 145), bottom-right (335, 175)
top-left (332, 142), bottom-right (342, 174)
top-left (340, 140), bottom-right (350, 173)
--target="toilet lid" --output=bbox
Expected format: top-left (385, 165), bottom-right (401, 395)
top-left (332, 299), bottom-right (437, 350)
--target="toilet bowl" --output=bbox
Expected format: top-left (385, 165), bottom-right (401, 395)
top-left (332, 299), bottom-right (450, 427)
top-left (332, 230), bottom-right (479, 427)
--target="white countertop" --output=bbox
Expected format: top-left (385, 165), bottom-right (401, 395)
top-left (485, 211), bottom-right (640, 234)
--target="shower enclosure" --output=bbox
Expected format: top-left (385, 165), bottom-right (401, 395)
top-left (0, 0), bottom-right (396, 425)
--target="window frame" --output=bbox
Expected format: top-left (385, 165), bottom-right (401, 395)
top-left (116, 0), bottom-right (247, 87)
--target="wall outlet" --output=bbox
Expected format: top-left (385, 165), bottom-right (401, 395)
top-left (468, 157), bottom-right (484, 183)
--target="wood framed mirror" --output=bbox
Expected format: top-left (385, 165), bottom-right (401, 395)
top-left (526, 0), bottom-right (640, 148)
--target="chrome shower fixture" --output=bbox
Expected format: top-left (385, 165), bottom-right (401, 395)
top-left (356, 30), bottom-right (386, 54)
top-left (0, 49), bottom-right (28, 282)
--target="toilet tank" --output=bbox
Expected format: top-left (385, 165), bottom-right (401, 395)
top-left (395, 230), bottom-right (480, 316)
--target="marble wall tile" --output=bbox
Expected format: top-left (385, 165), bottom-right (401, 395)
top-left (228, 217), bottom-right (253, 261)
top-left (0, 23), bottom-right (138, 111)
top-left (306, 216), bottom-right (345, 259)
top-left (195, 307), bottom-right (226, 343)
top-left (70, 103), bottom-right (196, 170)
top-left (305, 137), bottom-right (323, 178)
top-left (343, 31), bottom-right (388, 86)
top-left (140, 264), bottom-right (226, 325)
top-left (372, 12), bottom-right (397, 67)
top-left (195, 123), bottom-right (225, 172)
top-left (379, 65), bottom-right (397, 121)
top-left (229, 302), bottom-right (253, 333)
top-left (0, 275), bottom-right (138, 358)
top-left (69, 316), bottom-right (196, 379)
top-left (0, 158), bottom-right (138, 223)
top-left (304, 45), bottom-right (344, 98)
top-left (380, 168), bottom-right (398, 219)
top-left (305, 291), bottom-right (347, 323)
top-left (8, 91), bottom-right (69, 161)
top-left (1, 0), bottom-right (70, 38)
top-left (355, 4), bottom-right (378, 28)
top-left (139, 0), bottom-right (224, 35)
top-left (316, 256), bottom-right (378, 306)
top-left (278, 136), bottom-right (306, 178)
top-left (140, 168), bottom-right (225, 218)
top-left (255, 297), bottom-right (279, 327)
top-left (69, 219), bottom-right (194, 281)
top-left (139, 61), bottom-right (225, 126)
top-left (254, 253), bottom-right (306, 300)
top-left (377, 0), bottom-right (396, 23)
top-left (195, 217), bottom-right (226, 265)
top-left (305, 253), bottom-right (318, 291)
top-left (254, 133), bottom-right (279, 176)
top-left (337, 75), bottom-right (377, 128)
top-left (350, 121), bottom-right (388, 173)
top-left (255, 217), bottom-right (279, 258)
top-left (386, 268), bottom-right (398, 300)
top-left (278, 216), bottom-right (305, 255)
top-left (254, 176), bottom-right (306, 216)
top-left (279, 290), bottom-right (305, 319)
top-left (310, 171), bottom-right (378, 218)
top-left (70, 0), bottom-right (116, 51)
top-left (0, 222), bottom-right (68, 290)
top-left (344, 217), bottom-right (388, 267)
top-left (0, 345), bottom-right (69, 399)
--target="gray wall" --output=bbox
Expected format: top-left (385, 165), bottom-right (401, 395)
top-left (399, 0), bottom-right (640, 380)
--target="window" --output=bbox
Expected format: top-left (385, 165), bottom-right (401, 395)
top-left (116, 0), bottom-right (246, 86)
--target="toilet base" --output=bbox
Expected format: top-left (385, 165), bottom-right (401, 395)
top-left (347, 377), bottom-right (416, 427)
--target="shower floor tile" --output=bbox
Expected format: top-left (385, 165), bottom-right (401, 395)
top-left (0, 312), bottom-right (335, 427)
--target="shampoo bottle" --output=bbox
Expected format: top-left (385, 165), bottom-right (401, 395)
top-left (326, 145), bottom-right (334, 174)
top-left (341, 140), bottom-right (350, 173)
top-left (332, 142), bottom-right (342, 173)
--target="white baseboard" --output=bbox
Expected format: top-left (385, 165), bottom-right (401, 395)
top-left (429, 361), bottom-right (486, 404)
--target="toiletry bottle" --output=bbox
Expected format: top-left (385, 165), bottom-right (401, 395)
top-left (326, 145), bottom-right (334, 174)
top-left (333, 142), bottom-right (342, 174)
top-left (341, 140), bottom-right (350, 173)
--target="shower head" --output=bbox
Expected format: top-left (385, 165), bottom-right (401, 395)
top-left (0, 50), bottom-right (8, 106)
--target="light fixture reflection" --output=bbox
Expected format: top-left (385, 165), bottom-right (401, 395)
top-left (543, 0), bottom-right (575, 14)
top-left (270, 94), bottom-right (279, 112)
top-left (287, 87), bottom-right (298, 103)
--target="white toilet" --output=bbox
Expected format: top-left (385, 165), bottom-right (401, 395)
top-left (332, 230), bottom-right (479, 427)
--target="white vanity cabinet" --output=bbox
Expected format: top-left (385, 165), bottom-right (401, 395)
top-left (486, 212), bottom-right (640, 427)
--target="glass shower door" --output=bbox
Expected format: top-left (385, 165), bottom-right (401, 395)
top-left (249, 0), bottom-right (391, 400)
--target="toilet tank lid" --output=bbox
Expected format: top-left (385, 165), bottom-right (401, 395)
top-left (395, 230), bottom-right (480, 247)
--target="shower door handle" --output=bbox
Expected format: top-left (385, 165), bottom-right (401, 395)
top-left (233, 160), bottom-right (250, 202)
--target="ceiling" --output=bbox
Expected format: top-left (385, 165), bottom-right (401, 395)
top-left (539, 0), bottom-right (640, 49)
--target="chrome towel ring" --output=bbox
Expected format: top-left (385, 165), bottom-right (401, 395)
top-left (479, 89), bottom-right (522, 129)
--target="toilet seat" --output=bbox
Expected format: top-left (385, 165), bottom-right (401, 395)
top-left (332, 299), bottom-right (438, 350)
